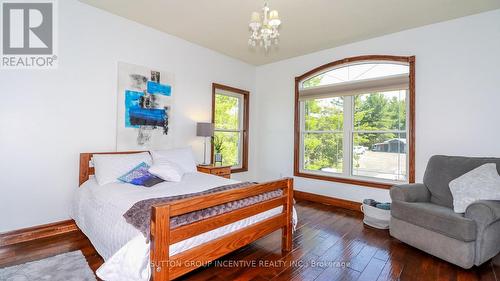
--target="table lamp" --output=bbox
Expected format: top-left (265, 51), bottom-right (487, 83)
top-left (196, 122), bottom-right (214, 165)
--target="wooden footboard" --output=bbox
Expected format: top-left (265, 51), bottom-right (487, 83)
top-left (78, 152), bottom-right (293, 281)
top-left (150, 178), bottom-right (294, 281)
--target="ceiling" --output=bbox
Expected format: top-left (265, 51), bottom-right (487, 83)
top-left (79, 0), bottom-right (500, 65)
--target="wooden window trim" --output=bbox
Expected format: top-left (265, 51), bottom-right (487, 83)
top-left (294, 55), bottom-right (416, 189)
top-left (212, 83), bottom-right (250, 173)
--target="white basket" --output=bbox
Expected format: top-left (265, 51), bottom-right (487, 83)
top-left (360, 204), bottom-right (391, 229)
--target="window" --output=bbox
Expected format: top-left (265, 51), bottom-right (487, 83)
top-left (212, 83), bottom-right (249, 172)
top-left (295, 56), bottom-right (415, 188)
top-left (302, 63), bottom-right (409, 88)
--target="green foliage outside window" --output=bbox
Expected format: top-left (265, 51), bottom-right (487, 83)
top-left (353, 93), bottom-right (406, 148)
top-left (302, 76), bottom-right (323, 88)
top-left (304, 97), bottom-right (344, 172)
top-left (214, 94), bottom-right (241, 167)
top-left (303, 78), bottom-right (406, 173)
top-left (214, 94), bottom-right (239, 130)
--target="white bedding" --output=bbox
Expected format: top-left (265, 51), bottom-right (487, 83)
top-left (70, 172), bottom-right (297, 281)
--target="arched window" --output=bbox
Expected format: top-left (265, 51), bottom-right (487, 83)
top-left (301, 62), bottom-right (409, 89)
top-left (294, 55), bottom-right (415, 188)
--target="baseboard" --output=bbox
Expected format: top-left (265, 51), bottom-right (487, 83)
top-left (294, 190), bottom-right (362, 213)
top-left (0, 220), bottom-right (78, 247)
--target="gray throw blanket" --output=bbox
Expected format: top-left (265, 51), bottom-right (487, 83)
top-left (123, 182), bottom-right (283, 239)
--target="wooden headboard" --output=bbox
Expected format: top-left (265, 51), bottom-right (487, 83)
top-left (79, 151), bottom-right (148, 186)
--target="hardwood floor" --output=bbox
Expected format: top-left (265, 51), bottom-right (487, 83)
top-left (1, 200), bottom-right (499, 281)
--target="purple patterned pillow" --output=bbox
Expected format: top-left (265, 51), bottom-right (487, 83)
top-left (118, 162), bottom-right (164, 187)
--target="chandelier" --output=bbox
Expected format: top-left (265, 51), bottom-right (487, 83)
top-left (248, 3), bottom-right (281, 50)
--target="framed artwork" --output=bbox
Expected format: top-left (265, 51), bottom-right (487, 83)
top-left (117, 62), bottom-right (174, 150)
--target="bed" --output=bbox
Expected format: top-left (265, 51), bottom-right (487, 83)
top-left (72, 151), bottom-right (295, 281)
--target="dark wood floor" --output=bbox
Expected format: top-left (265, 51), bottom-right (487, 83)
top-left (1, 200), bottom-right (499, 281)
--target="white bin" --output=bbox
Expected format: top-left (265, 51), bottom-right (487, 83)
top-left (360, 203), bottom-right (391, 229)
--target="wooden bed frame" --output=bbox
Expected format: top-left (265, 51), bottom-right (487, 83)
top-left (79, 151), bottom-right (294, 281)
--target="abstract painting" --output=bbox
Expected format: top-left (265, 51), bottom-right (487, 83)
top-left (117, 62), bottom-right (174, 150)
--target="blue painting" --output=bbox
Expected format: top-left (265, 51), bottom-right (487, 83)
top-left (117, 62), bottom-right (174, 150)
top-left (147, 81), bottom-right (171, 96)
top-left (124, 90), bottom-right (142, 128)
top-left (129, 107), bottom-right (167, 127)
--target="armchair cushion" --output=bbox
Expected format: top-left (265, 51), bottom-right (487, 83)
top-left (449, 164), bottom-right (500, 213)
top-left (390, 183), bottom-right (430, 202)
top-left (423, 155), bottom-right (500, 208)
top-left (465, 200), bottom-right (500, 226)
top-left (392, 201), bottom-right (476, 241)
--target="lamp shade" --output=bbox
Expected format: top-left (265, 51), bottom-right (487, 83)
top-left (196, 122), bottom-right (214, 137)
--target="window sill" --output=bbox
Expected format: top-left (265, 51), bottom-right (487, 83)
top-left (294, 171), bottom-right (402, 189)
top-left (231, 167), bottom-right (248, 174)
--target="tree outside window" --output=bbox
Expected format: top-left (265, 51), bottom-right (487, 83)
top-left (212, 84), bottom-right (249, 172)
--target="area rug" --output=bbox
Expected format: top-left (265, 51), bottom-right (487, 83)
top-left (0, 250), bottom-right (96, 281)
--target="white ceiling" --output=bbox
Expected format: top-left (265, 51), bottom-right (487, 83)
top-left (79, 0), bottom-right (500, 65)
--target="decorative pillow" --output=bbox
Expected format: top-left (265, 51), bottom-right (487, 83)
top-left (148, 159), bottom-right (184, 182)
top-left (92, 152), bottom-right (152, 186)
top-left (449, 163), bottom-right (500, 213)
top-left (150, 147), bottom-right (197, 173)
top-left (118, 162), bottom-right (164, 187)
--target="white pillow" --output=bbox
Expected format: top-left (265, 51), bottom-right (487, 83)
top-left (449, 163), bottom-right (500, 213)
top-left (92, 152), bottom-right (152, 186)
top-left (149, 159), bottom-right (184, 182)
top-left (150, 147), bottom-right (197, 173)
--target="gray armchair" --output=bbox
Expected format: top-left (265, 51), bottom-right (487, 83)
top-left (389, 155), bottom-right (500, 269)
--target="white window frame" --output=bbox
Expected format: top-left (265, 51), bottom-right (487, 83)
top-left (299, 88), bottom-right (410, 185)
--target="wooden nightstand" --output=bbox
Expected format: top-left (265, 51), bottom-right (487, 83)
top-left (197, 164), bottom-right (231, 179)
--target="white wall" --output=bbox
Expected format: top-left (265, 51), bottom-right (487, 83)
top-left (255, 9), bottom-right (500, 203)
top-left (0, 0), bottom-right (256, 232)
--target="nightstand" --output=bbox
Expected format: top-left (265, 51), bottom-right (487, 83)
top-left (197, 164), bottom-right (231, 179)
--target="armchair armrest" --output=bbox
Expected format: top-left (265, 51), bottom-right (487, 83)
top-left (465, 200), bottom-right (500, 226)
top-left (390, 183), bottom-right (430, 202)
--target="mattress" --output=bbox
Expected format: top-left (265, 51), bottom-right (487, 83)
top-left (70, 172), bottom-right (296, 281)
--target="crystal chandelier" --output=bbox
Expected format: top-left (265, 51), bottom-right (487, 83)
top-left (248, 2), bottom-right (281, 50)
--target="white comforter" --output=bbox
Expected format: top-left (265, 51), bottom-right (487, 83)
top-left (70, 172), bottom-right (297, 281)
